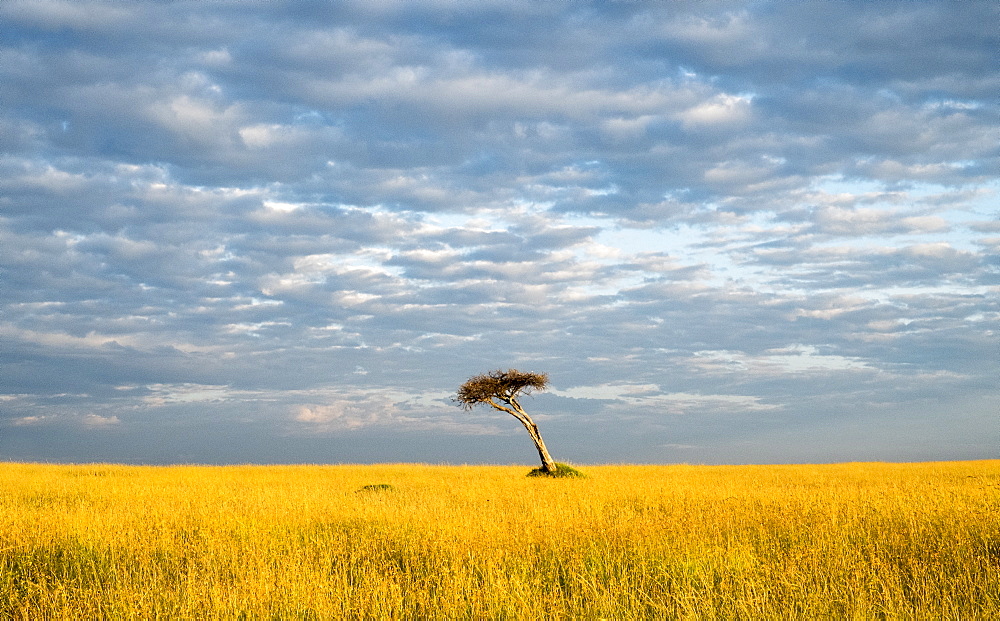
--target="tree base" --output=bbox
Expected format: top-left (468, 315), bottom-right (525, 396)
top-left (526, 463), bottom-right (586, 478)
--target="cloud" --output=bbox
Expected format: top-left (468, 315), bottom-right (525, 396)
top-left (294, 402), bottom-right (389, 432)
top-left (81, 413), bottom-right (120, 428)
top-left (809, 206), bottom-right (949, 237)
top-left (12, 415), bottom-right (48, 427)
top-left (290, 388), bottom-right (501, 436)
top-left (1, 0), bottom-right (998, 464)
top-left (551, 382), bottom-right (779, 416)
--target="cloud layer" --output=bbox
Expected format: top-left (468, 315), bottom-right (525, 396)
top-left (1, 0), bottom-right (998, 464)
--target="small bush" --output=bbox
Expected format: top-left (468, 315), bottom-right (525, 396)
top-left (356, 484), bottom-right (395, 493)
top-left (527, 463), bottom-right (586, 478)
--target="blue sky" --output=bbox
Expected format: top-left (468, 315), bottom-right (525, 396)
top-left (1, 0), bottom-right (998, 465)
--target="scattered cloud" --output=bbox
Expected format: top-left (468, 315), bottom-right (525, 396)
top-left (81, 414), bottom-right (120, 428)
top-left (1, 0), bottom-right (998, 464)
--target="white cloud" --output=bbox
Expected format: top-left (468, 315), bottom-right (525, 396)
top-left (0, 323), bottom-right (142, 350)
top-left (146, 94), bottom-right (244, 147)
top-left (551, 383), bottom-right (779, 415)
top-left (812, 206), bottom-right (949, 236)
top-left (1, 0), bottom-right (998, 464)
top-left (291, 389), bottom-right (500, 435)
top-left (677, 93), bottom-right (753, 127)
top-left (0, 0), bottom-right (134, 31)
top-left (688, 347), bottom-right (872, 376)
top-left (295, 402), bottom-right (388, 431)
top-left (81, 413), bottom-right (120, 428)
top-left (141, 384), bottom-right (235, 407)
top-left (12, 415), bottom-right (48, 426)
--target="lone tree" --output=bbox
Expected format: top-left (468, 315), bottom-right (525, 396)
top-left (455, 369), bottom-right (558, 474)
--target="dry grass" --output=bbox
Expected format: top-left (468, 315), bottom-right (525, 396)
top-left (2, 461), bottom-right (1000, 619)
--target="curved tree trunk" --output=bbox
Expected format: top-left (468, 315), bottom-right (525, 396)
top-left (509, 401), bottom-right (558, 473)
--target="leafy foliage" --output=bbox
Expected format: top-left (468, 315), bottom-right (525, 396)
top-left (454, 369), bottom-right (549, 410)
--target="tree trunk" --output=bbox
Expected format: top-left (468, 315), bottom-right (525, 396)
top-left (510, 403), bottom-right (558, 473)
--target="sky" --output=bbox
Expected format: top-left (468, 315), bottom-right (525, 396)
top-left (1, 0), bottom-right (998, 466)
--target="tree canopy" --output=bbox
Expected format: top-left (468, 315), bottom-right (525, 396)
top-left (454, 369), bottom-right (549, 411)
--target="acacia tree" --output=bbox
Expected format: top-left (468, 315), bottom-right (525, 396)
top-left (455, 369), bottom-right (558, 474)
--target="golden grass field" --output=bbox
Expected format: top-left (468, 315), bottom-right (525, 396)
top-left (2, 460), bottom-right (1000, 619)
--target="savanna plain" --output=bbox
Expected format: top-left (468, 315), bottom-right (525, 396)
top-left (2, 460), bottom-right (1000, 619)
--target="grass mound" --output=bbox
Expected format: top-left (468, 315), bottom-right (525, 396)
top-left (356, 483), bottom-right (395, 493)
top-left (526, 463), bottom-right (586, 478)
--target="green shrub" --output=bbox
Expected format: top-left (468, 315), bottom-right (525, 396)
top-left (356, 483), bottom-right (395, 493)
top-left (526, 463), bottom-right (586, 478)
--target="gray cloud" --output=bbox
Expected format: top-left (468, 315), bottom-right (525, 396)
top-left (1, 0), bottom-right (998, 464)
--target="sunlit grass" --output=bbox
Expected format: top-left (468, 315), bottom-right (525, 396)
top-left (2, 461), bottom-right (999, 618)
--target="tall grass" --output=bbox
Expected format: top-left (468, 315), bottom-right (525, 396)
top-left (2, 461), bottom-right (999, 618)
